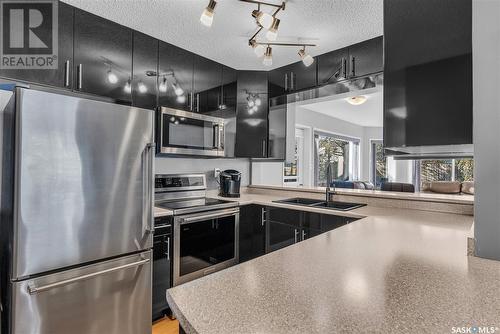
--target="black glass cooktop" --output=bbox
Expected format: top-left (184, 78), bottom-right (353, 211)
top-left (156, 197), bottom-right (238, 215)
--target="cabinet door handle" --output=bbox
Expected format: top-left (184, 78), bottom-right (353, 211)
top-left (164, 237), bottom-right (170, 261)
top-left (64, 60), bottom-right (70, 87)
top-left (261, 208), bottom-right (266, 226)
top-left (262, 140), bottom-right (267, 158)
top-left (77, 64), bottom-right (83, 90)
top-left (294, 229), bottom-right (299, 243)
top-left (291, 72), bottom-right (295, 91)
top-left (351, 56), bottom-right (356, 77)
top-left (190, 92), bottom-right (194, 111)
top-left (342, 58), bottom-right (347, 79)
top-left (284, 73), bottom-right (288, 91)
top-left (196, 93), bottom-right (200, 112)
top-left (302, 230), bottom-right (306, 240)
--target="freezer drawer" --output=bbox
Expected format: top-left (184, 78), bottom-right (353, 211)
top-left (10, 251), bottom-right (152, 334)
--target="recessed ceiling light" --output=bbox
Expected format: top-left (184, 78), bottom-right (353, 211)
top-left (346, 96), bottom-right (368, 105)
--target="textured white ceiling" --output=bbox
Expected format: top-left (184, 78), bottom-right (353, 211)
top-left (61, 0), bottom-right (383, 70)
top-left (300, 89), bottom-right (383, 127)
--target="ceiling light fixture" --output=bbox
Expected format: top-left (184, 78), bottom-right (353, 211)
top-left (266, 18), bottom-right (280, 41)
top-left (298, 48), bottom-right (314, 67)
top-left (346, 95), bottom-right (368, 106)
top-left (263, 46), bottom-right (273, 66)
top-left (159, 76), bottom-right (168, 93)
top-left (200, 0), bottom-right (217, 27)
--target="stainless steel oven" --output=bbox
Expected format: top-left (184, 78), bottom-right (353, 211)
top-left (160, 107), bottom-right (225, 157)
top-left (173, 208), bottom-right (239, 286)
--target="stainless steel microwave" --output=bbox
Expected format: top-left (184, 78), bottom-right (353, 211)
top-left (160, 107), bottom-right (225, 157)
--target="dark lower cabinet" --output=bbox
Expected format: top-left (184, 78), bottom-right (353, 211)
top-left (265, 207), bottom-right (301, 253)
top-left (132, 32), bottom-right (158, 109)
top-left (73, 9), bottom-right (132, 103)
top-left (0, 2), bottom-right (74, 89)
top-left (239, 205), bottom-right (266, 262)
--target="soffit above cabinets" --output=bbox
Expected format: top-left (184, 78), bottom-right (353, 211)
top-left (61, 0), bottom-right (383, 71)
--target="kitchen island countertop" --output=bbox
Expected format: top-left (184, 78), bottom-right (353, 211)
top-left (165, 191), bottom-right (500, 334)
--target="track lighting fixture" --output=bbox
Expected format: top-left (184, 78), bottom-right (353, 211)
top-left (107, 69), bottom-right (118, 84)
top-left (298, 48), bottom-right (314, 67)
top-left (263, 46), bottom-right (273, 66)
top-left (177, 95), bottom-right (186, 103)
top-left (138, 82), bottom-right (148, 94)
top-left (252, 9), bottom-right (275, 29)
top-left (159, 76), bottom-right (168, 93)
top-left (200, 0), bottom-right (217, 27)
top-left (266, 18), bottom-right (280, 41)
top-left (123, 79), bottom-right (131, 93)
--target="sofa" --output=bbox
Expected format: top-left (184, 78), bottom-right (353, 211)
top-left (421, 181), bottom-right (474, 195)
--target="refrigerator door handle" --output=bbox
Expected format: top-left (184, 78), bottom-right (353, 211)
top-left (27, 258), bottom-right (151, 295)
top-left (143, 143), bottom-right (155, 234)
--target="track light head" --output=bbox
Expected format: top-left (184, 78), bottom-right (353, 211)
top-left (298, 48), bottom-right (314, 67)
top-left (266, 18), bottom-right (280, 41)
top-left (263, 46), bottom-right (273, 67)
top-left (123, 79), bottom-right (131, 93)
top-left (250, 40), bottom-right (266, 58)
top-left (107, 70), bottom-right (118, 84)
top-left (138, 81), bottom-right (148, 94)
top-left (252, 9), bottom-right (274, 29)
top-left (200, 0), bottom-right (217, 27)
top-left (172, 83), bottom-right (184, 96)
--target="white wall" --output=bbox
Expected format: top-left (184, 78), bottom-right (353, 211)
top-left (473, 0), bottom-right (500, 260)
top-left (155, 157), bottom-right (250, 190)
top-left (251, 161), bottom-right (283, 186)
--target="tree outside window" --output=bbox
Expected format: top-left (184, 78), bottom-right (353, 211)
top-left (419, 158), bottom-right (473, 183)
top-left (316, 134), bottom-right (359, 186)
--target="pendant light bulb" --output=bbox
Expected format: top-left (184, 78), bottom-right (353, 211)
top-left (298, 49), bottom-right (314, 67)
top-left (200, 0), bottom-right (217, 27)
top-left (263, 46), bottom-right (273, 67)
top-left (255, 97), bottom-right (262, 106)
top-left (138, 82), bottom-right (147, 94)
top-left (107, 70), bottom-right (118, 84)
top-left (123, 79), bottom-right (131, 94)
top-left (266, 19), bottom-right (280, 41)
top-left (248, 98), bottom-right (255, 107)
top-left (177, 95), bottom-right (186, 103)
top-left (159, 77), bottom-right (168, 93)
top-left (252, 10), bottom-right (274, 30)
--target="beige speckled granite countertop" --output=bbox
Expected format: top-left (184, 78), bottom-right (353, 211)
top-left (164, 191), bottom-right (500, 334)
top-left (250, 184), bottom-right (474, 205)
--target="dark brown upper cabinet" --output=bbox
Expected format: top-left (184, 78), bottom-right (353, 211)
top-left (193, 54), bottom-right (222, 114)
top-left (158, 42), bottom-right (193, 112)
top-left (348, 36), bottom-right (383, 78)
top-left (317, 48), bottom-right (349, 86)
top-left (73, 9), bottom-right (133, 103)
top-left (268, 60), bottom-right (317, 98)
top-left (132, 32), bottom-right (158, 110)
top-left (0, 2), bottom-right (74, 89)
top-left (221, 65), bottom-right (238, 114)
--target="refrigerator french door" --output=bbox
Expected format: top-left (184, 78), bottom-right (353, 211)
top-left (0, 87), bottom-right (154, 334)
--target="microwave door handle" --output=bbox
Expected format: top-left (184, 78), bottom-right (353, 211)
top-left (213, 124), bottom-right (220, 149)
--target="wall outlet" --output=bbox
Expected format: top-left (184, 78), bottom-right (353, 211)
top-left (214, 168), bottom-right (221, 179)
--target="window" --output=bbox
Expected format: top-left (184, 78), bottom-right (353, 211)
top-left (371, 141), bottom-right (388, 189)
top-left (314, 132), bottom-right (360, 186)
top-left (284, 128), bottom-right (304, 186)
top-left (417, 158), bottom-right (474, 183)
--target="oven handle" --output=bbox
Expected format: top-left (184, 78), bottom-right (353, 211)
top-left (179, 209), bottom-right (239, 224)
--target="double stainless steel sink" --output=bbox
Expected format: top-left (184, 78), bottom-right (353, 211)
top-left (273, 197), bottom-right (366, 211)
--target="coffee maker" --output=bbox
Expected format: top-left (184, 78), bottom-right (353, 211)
top-left (219, 170), bottom-right (241, 198)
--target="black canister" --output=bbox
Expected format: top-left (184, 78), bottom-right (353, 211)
top-left (219, 169), bottom-right (241, 198)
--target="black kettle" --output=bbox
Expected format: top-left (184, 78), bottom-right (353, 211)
top-left (219, 170), bottom-right (241, 198)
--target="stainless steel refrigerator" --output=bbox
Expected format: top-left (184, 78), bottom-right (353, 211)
top-left (0, 86), bottom-right (155, 334)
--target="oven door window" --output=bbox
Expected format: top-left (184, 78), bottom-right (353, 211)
top-left (179, 215), bottom-right (235, 277)
top-left (163, 115), bottom-right (217, 150)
